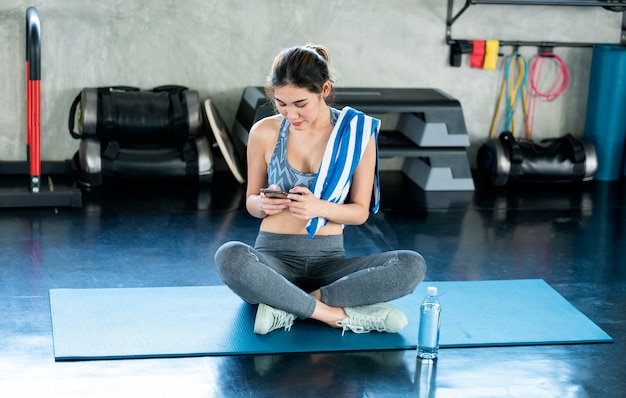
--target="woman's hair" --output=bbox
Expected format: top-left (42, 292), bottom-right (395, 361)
top-left (265, 44), bottom-right (336, 104)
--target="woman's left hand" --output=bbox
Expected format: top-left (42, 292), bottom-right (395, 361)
top-left (286, 187), bottom-right (324, 221)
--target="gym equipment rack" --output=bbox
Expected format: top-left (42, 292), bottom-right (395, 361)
top-left (0, 7), bottom-right (82, 208)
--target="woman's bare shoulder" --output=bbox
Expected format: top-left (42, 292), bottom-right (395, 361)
top-left (250, 114), bottom-right (283, 140)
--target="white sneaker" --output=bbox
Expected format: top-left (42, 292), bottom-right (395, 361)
top-left (336, 303), bottom-right (408, 335)
top-left (253, 303), bottom-right (297, 335)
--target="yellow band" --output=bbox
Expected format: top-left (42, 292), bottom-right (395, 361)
top-left (483, 40), bottom-right (500, 70)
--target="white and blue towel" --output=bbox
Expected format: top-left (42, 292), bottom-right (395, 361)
top-left (306, 106), bottom-right (381, 239)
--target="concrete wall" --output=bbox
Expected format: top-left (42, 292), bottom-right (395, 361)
top-left (0, 0), bottom-right (622, 166)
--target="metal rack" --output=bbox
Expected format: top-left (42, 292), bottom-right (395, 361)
top-left (446, 0), bottom-right (626, 63)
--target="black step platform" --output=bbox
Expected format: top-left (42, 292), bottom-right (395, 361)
top-left (233, 86), bottom-right (475, 191)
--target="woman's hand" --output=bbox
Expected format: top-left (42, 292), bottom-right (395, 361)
top-left (259, 185), bottom-right (292, 216)
top-left (285, 187), bottom-right (325, 221)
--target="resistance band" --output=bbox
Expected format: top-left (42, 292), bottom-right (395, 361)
top-left (489, 53), bottom-right (528, 138)
top-left (526, 53), bottom-right (570, 139)
top-left (483, 40), bottom-right (500, 71)
top-left (470, 40), bottom-right (486, 68)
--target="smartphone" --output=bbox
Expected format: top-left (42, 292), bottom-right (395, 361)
top-left (260, 188), bottom-right (290, 198)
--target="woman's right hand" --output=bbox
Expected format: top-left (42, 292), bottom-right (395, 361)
top-left (259, 185), bottom-right (292, 216)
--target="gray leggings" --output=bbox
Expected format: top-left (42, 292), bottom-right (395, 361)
top-left (214, 232), bottom-right (426, 319)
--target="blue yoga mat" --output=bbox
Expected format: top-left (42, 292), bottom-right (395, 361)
top-left (49, 279), bottom-right (612, 361)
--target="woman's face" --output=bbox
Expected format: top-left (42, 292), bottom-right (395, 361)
top-left (273, 83), bottom-right (330, 130)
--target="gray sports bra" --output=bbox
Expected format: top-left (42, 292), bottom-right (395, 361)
top-left (267, 107), bottom-right (340, 191)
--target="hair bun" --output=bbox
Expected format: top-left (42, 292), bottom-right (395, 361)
top-left (305, 44), bottom-right (331, 64)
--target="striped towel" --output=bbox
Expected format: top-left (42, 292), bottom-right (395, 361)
top-left (306, 106), bottom-right (381, 239)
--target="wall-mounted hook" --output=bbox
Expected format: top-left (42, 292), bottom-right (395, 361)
top-left (538, 45), bottom-right (555, 55)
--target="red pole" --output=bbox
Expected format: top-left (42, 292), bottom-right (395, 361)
top-left (26, 62), bottom-right (30, 159)
top-left (26, 7), bottom-right (41, 193)
top-left (32, 80), bottom-right (41, 181)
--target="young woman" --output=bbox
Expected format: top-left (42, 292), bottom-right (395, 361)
top-left (215, 44), bottom-right (426, 335)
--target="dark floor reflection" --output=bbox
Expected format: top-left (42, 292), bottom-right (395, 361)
top-left (216, 351), bottom-right (413, 398)
top-left (0, 172), bottom-right (624, 397)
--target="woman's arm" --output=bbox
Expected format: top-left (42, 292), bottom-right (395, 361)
top-left (245, 117), bottom-right (288, 219)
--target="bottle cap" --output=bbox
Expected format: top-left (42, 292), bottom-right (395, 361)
top-left (426, 286), bottom-right (438, 296)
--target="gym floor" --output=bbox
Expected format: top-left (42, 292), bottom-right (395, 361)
top-left (1, 170), bottom-right (624, 397)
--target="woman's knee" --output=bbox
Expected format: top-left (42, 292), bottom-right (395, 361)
top-left (214, 241), bottom-right (253, 279)
top-left (397, 250), bottom-right (427, 284)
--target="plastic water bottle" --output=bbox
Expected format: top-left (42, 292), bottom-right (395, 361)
top-left (417, 286), bottom-right (441, 359)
